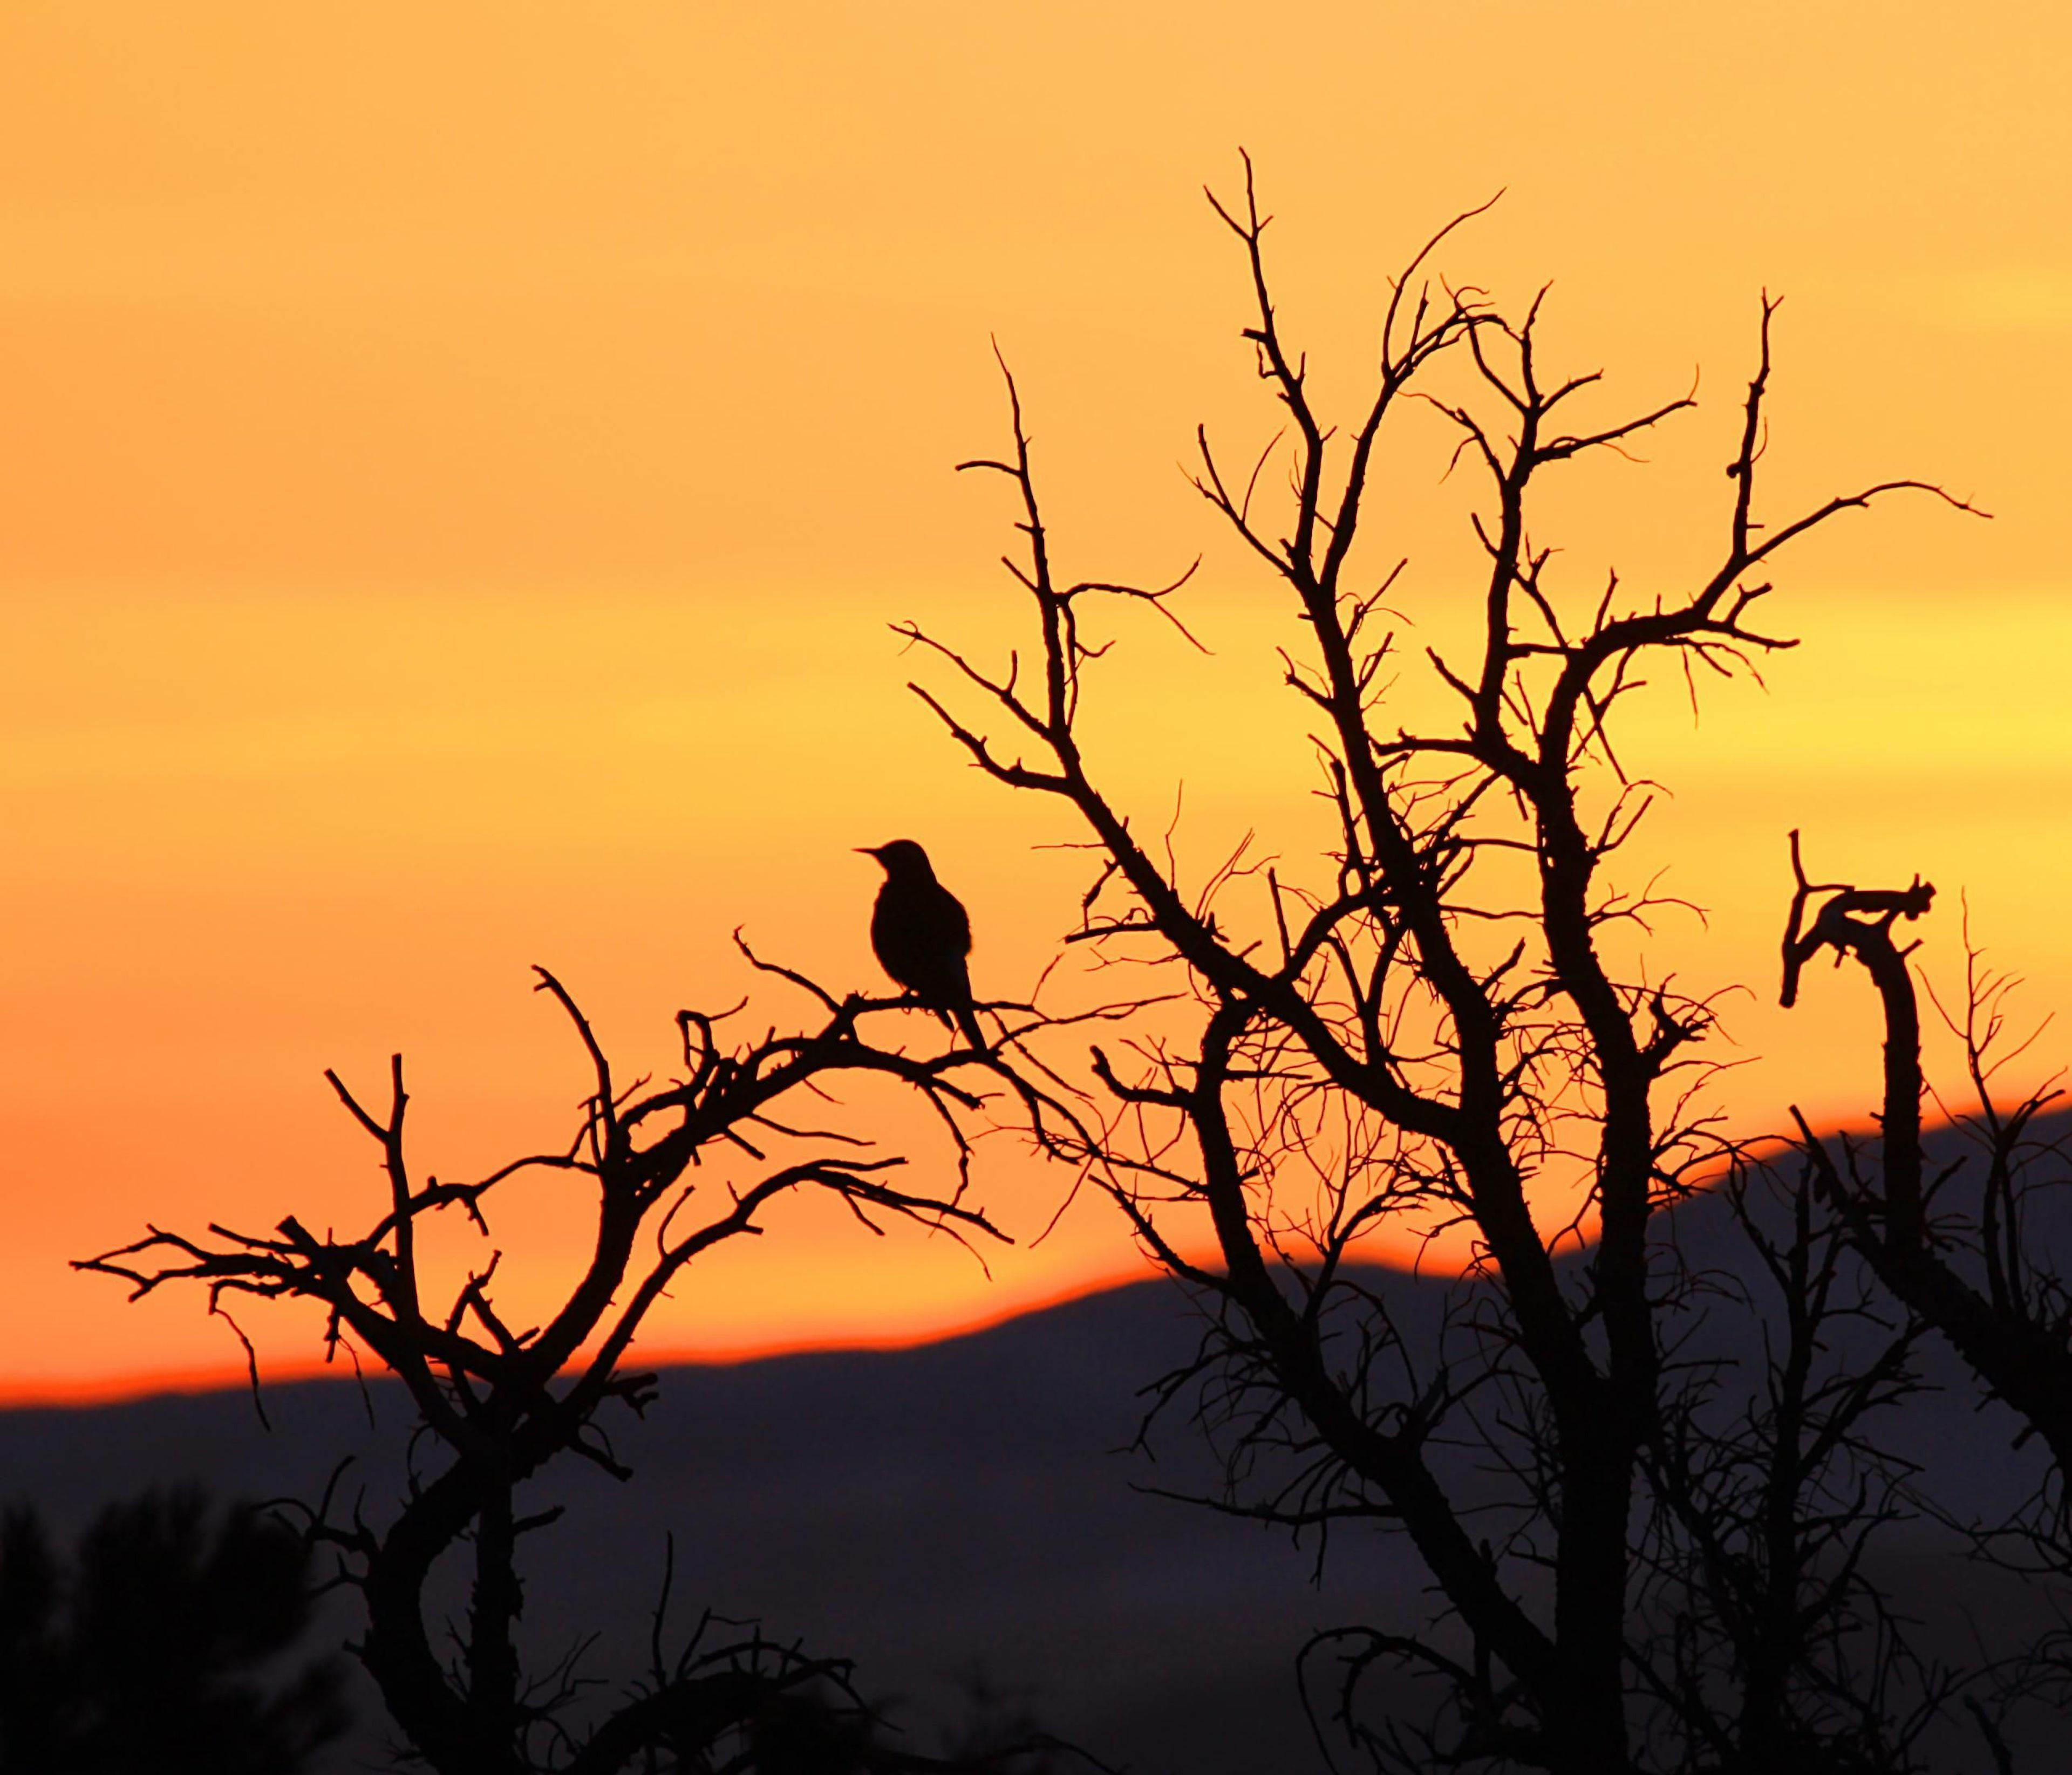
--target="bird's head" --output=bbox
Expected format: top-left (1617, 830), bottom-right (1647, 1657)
top-left (857, 838), bottom-right (934, 879)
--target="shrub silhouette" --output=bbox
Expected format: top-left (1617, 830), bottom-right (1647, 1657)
top-left (0, 1485), bottom-right (344, 1773)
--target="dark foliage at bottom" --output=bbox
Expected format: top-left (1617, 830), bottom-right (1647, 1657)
top-left (0, 1483), bottom-right (345, 1774)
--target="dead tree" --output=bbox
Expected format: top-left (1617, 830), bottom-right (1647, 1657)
top-left (1781, 835), bottom-right (2072, 1487)
top-left (903, 158), bottom-right (1979, 1773)
top-left (78, 956), bottom-right (1073, 1775)
top-left (1782, 838), bottom-right (2072, 1601)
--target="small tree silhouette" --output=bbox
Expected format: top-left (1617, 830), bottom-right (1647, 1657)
top-left (906, 158), bottom-right (1989, 1773)
top-left (0, 1485), bottom-right (345, 1773)
top-left (78, 958), bottom-right (1098, 1774)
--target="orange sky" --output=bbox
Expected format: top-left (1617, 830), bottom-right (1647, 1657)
top-left (2, 2), bottom-right (2069, 1401)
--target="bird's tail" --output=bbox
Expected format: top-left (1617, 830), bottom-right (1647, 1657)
top-left (952, 999), bottom-right (989, 1055)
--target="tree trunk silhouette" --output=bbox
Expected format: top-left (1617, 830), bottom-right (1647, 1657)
top-left (1783, 832), bottom-right (2072, 1680)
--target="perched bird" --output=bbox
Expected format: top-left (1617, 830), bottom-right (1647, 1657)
top-left (858, 839), bottom-right (986, 1050)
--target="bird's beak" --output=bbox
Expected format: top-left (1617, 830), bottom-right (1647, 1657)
top-left (855, 845), bottom-right (881, 857)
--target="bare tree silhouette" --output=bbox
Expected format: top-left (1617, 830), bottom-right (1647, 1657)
top-left (1631, 1157), bottom-right (1956, 1775)
top-left (77, 957), bottom-right (1097, 1774)
top-left (902, 156), bottom-right (1989, 1773)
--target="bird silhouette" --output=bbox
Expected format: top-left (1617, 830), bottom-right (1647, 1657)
top-left (858, 839), bottom-right (986, 1051)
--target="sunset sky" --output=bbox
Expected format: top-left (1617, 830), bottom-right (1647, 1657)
top-left (2, 2), bottom-right (2068, 1401)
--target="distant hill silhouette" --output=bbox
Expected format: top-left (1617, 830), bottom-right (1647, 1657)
top-left (3, 1279), bottom-right (1395, 1773)
top-left (11, 1122), bottom-right (2070, 1772)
